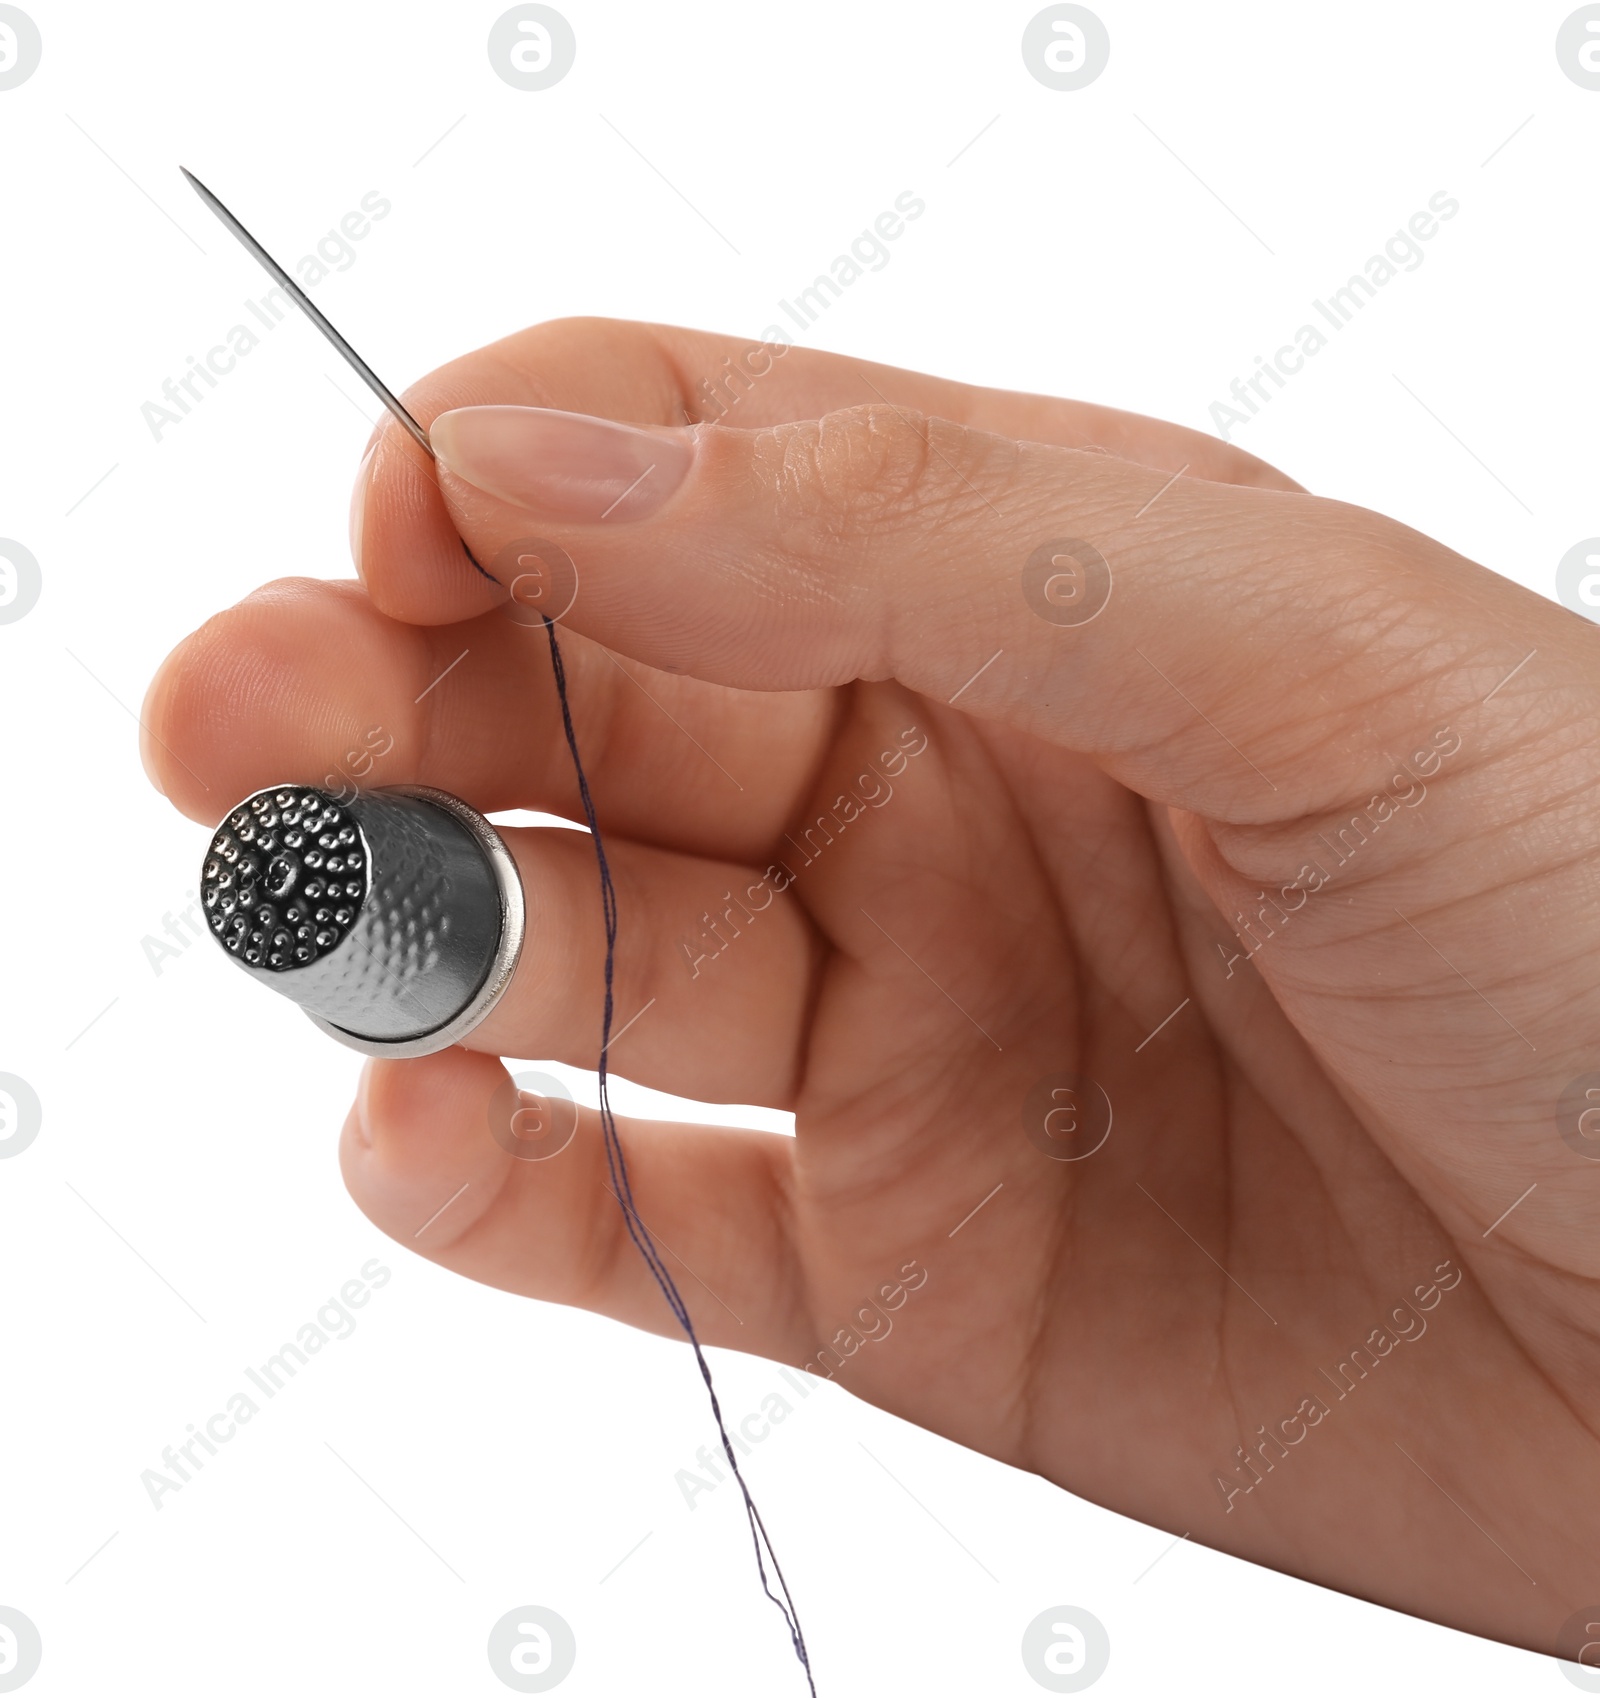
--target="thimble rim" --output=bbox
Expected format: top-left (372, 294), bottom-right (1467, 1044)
top-left (305, 785), bottom-right (526, 1059)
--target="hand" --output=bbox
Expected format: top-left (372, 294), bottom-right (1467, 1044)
top-left (143, 319), bottom-right (1600, 1660)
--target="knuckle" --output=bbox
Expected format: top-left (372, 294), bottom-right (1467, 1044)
top-left (756, 404), bottom-right (987, 544)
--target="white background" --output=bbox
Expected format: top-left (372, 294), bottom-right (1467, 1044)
top-left (0, 1), bottom-right (1594, 1693)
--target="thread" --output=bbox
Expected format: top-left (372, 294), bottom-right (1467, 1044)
top-left (462, 543), bottom-right (815, 1691)
top-left (170, 165), bottom-right (816, 1680)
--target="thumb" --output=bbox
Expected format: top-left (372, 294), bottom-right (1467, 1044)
top-left (427, 400), bottom-right (1564, 827)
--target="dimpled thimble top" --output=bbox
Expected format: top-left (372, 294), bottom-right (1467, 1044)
top-left (201, 787), bottom-right (370, 972)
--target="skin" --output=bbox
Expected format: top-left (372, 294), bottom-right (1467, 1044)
top-left (143, 319), bottom-right (1600, 1662)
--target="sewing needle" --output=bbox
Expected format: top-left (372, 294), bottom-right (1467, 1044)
top-left (178, 166), bottom-right (436, 459)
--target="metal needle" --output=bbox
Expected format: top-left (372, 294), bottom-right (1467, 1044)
top-left (178, 166), bottom-right (436, 458)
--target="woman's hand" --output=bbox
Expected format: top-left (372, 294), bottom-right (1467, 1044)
top-left (143, 319), bottom-right (1600, 1660)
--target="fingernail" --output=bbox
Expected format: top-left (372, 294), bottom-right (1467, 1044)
top-left (138, 666), bottom-right (168, 796)
top-left (354, 1059), bottom-right (376, 1148)
top-left (349, 438), bottom-right (377, 571)
top-left (430, 406), bottom-right (693, 523)
top-left (138, 723), bottom-right (166, 796)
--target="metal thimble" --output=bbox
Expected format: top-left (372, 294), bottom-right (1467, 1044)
top-left (199, 784), bottom-right (525, 1057)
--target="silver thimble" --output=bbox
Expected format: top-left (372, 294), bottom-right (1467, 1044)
top-left (199, 784), bottom-right (525, 1057)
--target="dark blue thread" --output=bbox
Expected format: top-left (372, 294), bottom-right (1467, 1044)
top-left (464, 543), bottom-right (815, 1691)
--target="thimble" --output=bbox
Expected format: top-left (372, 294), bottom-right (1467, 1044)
top-left (199, 784), bottom-right (525, 1057)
